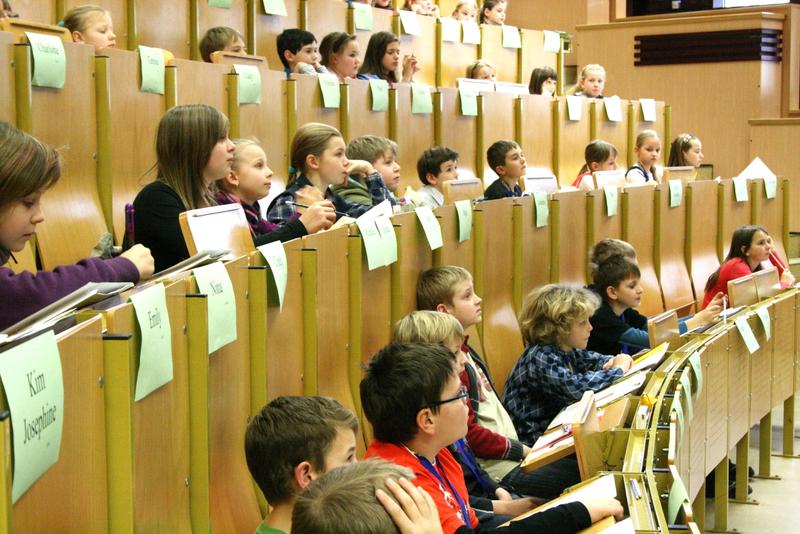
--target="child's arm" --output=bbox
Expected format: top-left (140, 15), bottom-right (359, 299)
top-left (462, 370), bottom-right (526, 461)
top-left (533, 350), bottom-right (624, 402)
top-left (266, 191), bottom-right (299, 225)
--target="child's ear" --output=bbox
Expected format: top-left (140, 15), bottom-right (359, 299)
top-left (426, 172), bottom-right (438, 186)
top-left (222, 170), bottom-right (239, 189)
top-left (589, 162), bottom-right (599, 172)
top-left (415, 407), bottom-right (436, 436)
top-left (435, 303), bottom-right (450, 314)
top-left (495, 165), bottom-right (506, 177)
top-left (71, 31), bottom-right (85, 44)
top-left (605, 285), bottom-right (618, 302)
top-left (293, 460), bottom-right (315, 490)
top-left (305, 153), bottom-right (320, 172)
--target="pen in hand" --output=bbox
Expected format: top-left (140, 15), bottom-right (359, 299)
top-left (287, 201), bottom-right (348, 218)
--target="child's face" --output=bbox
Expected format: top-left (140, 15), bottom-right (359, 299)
top-left (290, 41), bottom-right (321, 68)
top-left (609, 276), bottom-right (643, 310)
top-left (635, 138), bottom-right (661, 169)
top-left (432, 371), bottom-right (469, 447)
top-left (541, 77), bottom-right (557, 97)
top-left (683, 139), bottom-right (704, 167)
top-left (474, 65), bottom-right (496, 82)
top-left (483, 2), bottom-right (506, 25)
top-left (591, 154), bottom-right (617, 172)
top-left (499, 146), bottom-right (526, 180)
top-left (312, 427), bottom-right (358, 479)
top-left (231, 145), bottom-right (272, 205)
top-left (441, 279), bottom-right (482, 328)
top-left (382, 41), bottom-right (401, 73)
top-left (373, 149), bottom-right (401, 192)
top-left (314, 136), bottom-right (350, 186)
top-left (428, 159), bottom-right (459, 190)
top-left (374, 0), bottom-right (391, 7)
top-left (0, 193), bottom-right (45, 253)
top-left (446, 335), bottom-right (468, 374)
top-left (580, 69), bottom-right (605, 97)
top-left (560, 317), bottom-right (593, 351)
top-left (73, 11), bottom-right (116, 51)
top-left (453, 3), bottom-right (477, 21)
top-left (744, 230), bottom-right (770, 264)
top-left (223, 36), bottom-right (246, 55)
top-left (203, 136), bottom-right (236, 185)
top-left (331, 39), bottom-right (361, 79)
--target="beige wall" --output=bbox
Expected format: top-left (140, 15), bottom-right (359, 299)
top-left (574, 12), bottom-right (784, 180)
top-left (750, 119), bottom-right (800, 231)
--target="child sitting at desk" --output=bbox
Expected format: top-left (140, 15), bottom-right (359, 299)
top-left (502, 285), bottom-right (633, 444)
top-left (416, 147), bottom-right (460, 208)
top-left (483, 141), bottom-right (525, 200)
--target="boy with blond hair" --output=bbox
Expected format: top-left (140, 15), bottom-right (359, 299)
top-left (332, 135), bottom-right (402, 206)
top-left (416, 266), bottom-right (576, 499)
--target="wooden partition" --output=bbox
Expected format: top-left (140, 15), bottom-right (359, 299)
top-left (656, 184), bottom-right (695, 314)
top-left (6, 317), bottom-right (108, 532)
top-left (514, 196), bottom-right (551, 311)
top-left (389, 84), bottom-right (435, 194)
top-left (434, 204), bottom-right (474, 272)
top-left (169, 59), bottom-right (230, 111)
top-left (550, 189), bottom-right (587, 285)
top-left (591, 98), bottom-right (631, 170)
top-left (718, 179), bottom-right (752, 260)
top-left (287, 73), bottom-right (341, 138)
top-left (343, 78), bottom-right (389, 142)
top-left (238, 68), bottom-right (289, 190)
top-left (352, 4), bottom-right (393, 67)
top-left (97, 48), bottom-right (163, 244)
top-left (518, 94), bottom-right (554, 175)
top-left (394, 11), bottom-right (437, 88)
top-left (750, 178), bottom-right (788, 261)
top-left (0, 32), bottom-right (16, 126)
top-left (586, 188), bottom-right (622, 259)
top-left (390, 211), bottom-right (433, 323)
top-left (302, 0), bottom-right (348, 51)
top-left (477, 91), bottom-right (517, 183)
top-left (473, 198), bottom-right (523, 390)
top-left (478, 24), bottom-right (518, 83)
top-left (435, 87), bottom-right (478, 179)
top-left (622, 185), bottom-right (664, 316)
top-left (437, 20), bottom-right (478, 88)
top-left (17, 40), bottom-right (107, 268)
top-left (8, 0), bottom-right (56, 24)
top-left (519, 29), bottom-right (558, 90)
top-left (771, 293), bottom-right (795, 408)
top-left (186, 256), bottom-right (261, 533)
top-left (192, 0), bottom-right (246, 61)
top-left (134, 0), bottom-right (191, 58)
top-left (685, 180), bottom-right (720, 306)
top-left (554, 96), bottom-right (591, 187)
top-left (102, 280), bottom-right (192, 532)
top-left (253, 0), bottom-right (300, 71)
top-left (747, 309), bottom-right (772, 427)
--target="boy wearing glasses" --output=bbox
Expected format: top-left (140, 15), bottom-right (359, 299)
top-left (361, 342), bottom-right (623, 534)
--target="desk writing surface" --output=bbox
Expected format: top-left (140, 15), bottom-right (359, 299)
top-left (703, 332), bottom-right (728, 469)
top-left (726, 322), bottom-right (750, 445)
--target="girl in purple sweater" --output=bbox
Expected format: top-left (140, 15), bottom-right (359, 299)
top-left (0, 122), bottom-right (153, 330)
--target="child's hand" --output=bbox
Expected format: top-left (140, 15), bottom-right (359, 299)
top-left (495, 487), bottom-right (513, 501)
top-left (493, 496), bottom-right (538, 517)
top-left (376, 478), bottom-right (443, 534)
top-left (296, 185), bottom-right (325, 206)
top-left (781, 269), bottom-right (796, 287)
top-left (298, 201), bottom-right (336, 233)
top-left (604, 354), bottom-right (632, 372)
top-left (347, 159), bottom-right (375, 176)
top-left (521, 444), bottom-right (532, 457)
top-left (121, 244), bottom-right (155, 280)
top-left (401, 54), bottom-right (420, 83)
top-left (584, 498), bottom-right (625, 523)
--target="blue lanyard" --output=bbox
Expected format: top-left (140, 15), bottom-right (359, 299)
top-left (415, 452), bottom-right (473, 528)
top-left (453, 439), bottom-right (493, 495)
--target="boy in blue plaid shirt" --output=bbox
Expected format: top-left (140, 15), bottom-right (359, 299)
top-left (502, 285), bottom-right (632, 444)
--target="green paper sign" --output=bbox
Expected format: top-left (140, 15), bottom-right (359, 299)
top-left (756, 306), bottom-right (771, 341)
top-left (208, 0), bottom-right (232, 8)
top-left (672, 395), bottom-right (684, 441)
top-left (533, 191), bottom-right (549, 228)
top-left (688, 351), bottom-right (703, 397)
top-left (374, 216), bottom-right (398, 266)
top-left (25, 32), bottom-right (66, 89)
top-left (193, 262), bottom-right (237, 353)
top-left (411, 83), bottom-right (433, 114)
top-left (319, 73), bottom-right (340, 108)
top-left (263, 0), bottom-right (287, 16)
top-left (668, 179), bottom-right (682, 208)
top-left (130, 283), bottom-right (174, 401)
top-left (441, 17), bottom-right (460, 43)
top-left (733, 177), bottom-right (749, 202)
top-left (501, 25), bottom-right (521, 48)
top-left (667, 475), bottom-right (689, 524)
top-left (234, 64), bottom-right (262, 105)
top-left (415, 206), bottom-right (443, 250)
top-left (459, 88), bottom-right (477, 116)
top-left (764, 176), bottom-right (777, 199)
top-left (369, 79), bottom-right (389, 112)
top-left (734, 316), bottom-right (759, 354)
top-left (679, 368), bottom-right (693, 421)
top-left (0, 330), bottom-right (64, 503)
top-left (454, 200), bottom-right (472, 242)
top-left (352, 2), bottom-right (373, 31)
top-left (398, 10), bottom-right (420, 35)
top-left (356, 217), bottom-right (385, 271)
top-left (257, 242), bottom-right (288, 310)
top-left (461, 21), bottom-right (481, 45)
top-left (604, 186), bottom-right (618, 216)
top-left (138, 45), bottom-right (165, 95)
